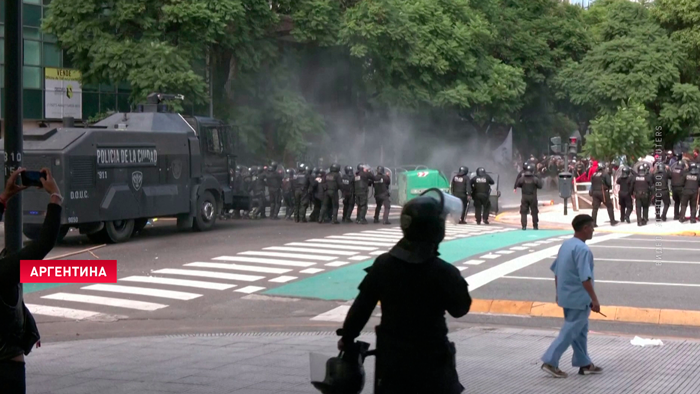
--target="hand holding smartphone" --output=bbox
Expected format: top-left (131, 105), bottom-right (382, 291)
top-left (20, 170), bottom-right (47, 188)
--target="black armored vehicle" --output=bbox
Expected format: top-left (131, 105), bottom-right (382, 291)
top-left (5, 93), bottom-right (251, 243)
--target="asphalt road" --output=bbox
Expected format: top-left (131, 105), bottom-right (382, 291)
top-left (17, 208), bottom-right (700, 343)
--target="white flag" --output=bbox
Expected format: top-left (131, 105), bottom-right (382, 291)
top-left (493, 127), bottom-right (513, 166)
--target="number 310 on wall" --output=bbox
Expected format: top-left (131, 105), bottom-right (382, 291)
top-left (4, 152), bottom-right (22, 162)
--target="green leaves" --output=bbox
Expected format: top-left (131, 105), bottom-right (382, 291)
top-left (585, 100), bottom-right (653, 162)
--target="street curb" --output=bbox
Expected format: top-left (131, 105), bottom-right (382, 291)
top-left (493, 216), bottom-right (700, 236)
top-left (471, 299), bottom-right (700, 326)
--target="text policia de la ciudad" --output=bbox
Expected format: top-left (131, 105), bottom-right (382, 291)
top-left (96, 147), bottom-right (157, 166)
top-left (20, 260), bottom-right (118, 283)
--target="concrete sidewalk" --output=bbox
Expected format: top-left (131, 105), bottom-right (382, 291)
top-left (496, 204), bottom-right (700, 236)
top-left (27, 327), bottom-right (700, 394)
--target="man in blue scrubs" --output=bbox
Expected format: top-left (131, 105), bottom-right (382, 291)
top-left (541, 214), bottom-right (604, 378)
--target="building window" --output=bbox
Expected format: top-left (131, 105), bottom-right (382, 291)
top-left (24, 0), bottom-right (41, 5)
top-left (23, 27), bottom-right (40, 40)
top-left (43, 42), bottom-right (60, 67)
top-left (23, 4), bottom-right (42, 27)
top-left (24, 89), bottom-right (42, 119)
top-left (24, 39), bottom-right (41, 65)
top-left (23, 65), bottom-right (41, 89)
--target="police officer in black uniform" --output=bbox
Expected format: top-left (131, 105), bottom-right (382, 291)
top-left (250, 166), bottom-right (267, 219)
top-left (469, 167), bottom-right (494, 225)
top-left (589, 163), bottom-right (618, 227)
top-left (670, 157), bottom-right (687, 220)
top-left (653, 162), bottom-right (671, 221)
top-left (341, 165), bottom-right (355, 223)
top-left (632, 163), bottom-right (654, 226)
top-left (338, 190), bottom-right (471, 394)
top-left (354, 164), bottom-right (373, 224)
top-left (451, 166), bottom-right (470, 224)
top-left (515, 163), bottom-right (543, 230)
top-left (320, 164), bottom-right (342, 224)
top-left (309, 168), bottom-right (325, 222)
top-left (282, 168), bottom-right (295, 220)
top-left (680, 162), bottom-right (700, 223)
top-left (373, 166), bottom-right (392, 225)
top-left (616, 166), bottom-right (633, 223)
top-left (266, 162), bottom-right (284, 220)
top-left (293, 164), bottom-right (311, 223)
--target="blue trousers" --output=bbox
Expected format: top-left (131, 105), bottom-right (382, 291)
top-left (541, 307), bottom-right (592, 369)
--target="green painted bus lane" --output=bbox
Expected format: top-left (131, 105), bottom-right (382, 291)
top-left (264, 229), bottom-right (571, 301)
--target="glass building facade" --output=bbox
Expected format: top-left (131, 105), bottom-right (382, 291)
top-left (0, 0), bottom-right (209, 123)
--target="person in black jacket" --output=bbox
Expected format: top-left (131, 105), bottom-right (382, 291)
top-left (0, 167), bottom-right (63, 394)
top-left (338, 190), bottom-right (471, 394)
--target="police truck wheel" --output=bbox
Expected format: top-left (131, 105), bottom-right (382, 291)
top-left (193, 191), bottom-right (217, 231)
top-left (132, 218), bottom-right (148, 235)
top-left (104, 219), bottom-right (135, 243)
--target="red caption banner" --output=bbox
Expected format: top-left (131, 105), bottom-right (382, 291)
top-left (20, 260), bottom-right (118, 283)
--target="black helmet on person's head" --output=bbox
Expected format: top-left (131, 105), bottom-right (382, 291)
top-left (639, 163), bottom-right (649, 175)
top-left (330, 163), bottom-right (340, 173)
top-left (458, 166), bottom-right (468, 176)
top-left (690, 162), bottom-right (699, 174)
top-left (377, 166), bottom-right (385, 174)
top-left (320, 168), bottom-right (327, 176)
top-left (270, 161), bottom-right (278, 170)
top-left (655, 162), bottom-right (666, 172)
top-left (597, 162), bottom-right (606, 171)
top-left (345, 165), bottom-right (353, 175)
top-left (256, 166), bottom-right (264, 173)
top-left (524, 164), bottom-right (535, 175)
top-left (621, 166), bottom-right (631, 177)
top-left (677, 152), bottom-right (683, 161)
top-left (357, 163), bottom-right (363, 172)
top-left (288, 168), bottom-right (296, 177)
top-left (476, 167), bottom-right (486, 177)
top-left (312, 167), bottom-right (320, 176)
top-left (298, 163), bottom-right (306, 172)
top-left (400, 196), bottom-right (446, 245)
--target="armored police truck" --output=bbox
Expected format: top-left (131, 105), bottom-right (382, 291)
top-left (3, 93), bottom-right (251, 244)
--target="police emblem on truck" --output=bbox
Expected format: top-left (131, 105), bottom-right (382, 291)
top-left (132, 171), bottom-right (143, 191)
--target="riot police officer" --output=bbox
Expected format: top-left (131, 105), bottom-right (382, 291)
top-left (616, 166), bottom-right (633, 223)
top-left (515, 163), bottom-right (543, 230)
top-left (292, 164), bottom-right (311, 222)
top-left (309, 168), bottom-right (324, 222)
top-left (341, 165), bottom-right (355, 223)
top-left (653, 162), bottom-right (671, 221)
top-left (266, 161), bottom-right (284, 219)
top-left (670, 158), bottom-right (686, 220)
top-left (354, 164), bottom-right (373, 224)
top-left (373, 166), bottom-right (391, 225)
top-left (589, 163), bottom-right (618, 227)
top-left (632, 163), bottom-right (654, 226)
top-left (680, 162), bottom-right (700, 223)
top-left (338, 190), bottom-right (471, 394)
top-left (451, 166), bottom-right (470, 224)
top-left (250, 166), bottom-right (267, 219)
top-left (282, 168), bottom-right (295, 220)
top-left (320, 164), bottom-right (343, 224)
top-left (469, 167), bottom-right (494, 225)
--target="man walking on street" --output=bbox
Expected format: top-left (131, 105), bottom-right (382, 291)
top-left (541, 214), bottom-right (603, 378)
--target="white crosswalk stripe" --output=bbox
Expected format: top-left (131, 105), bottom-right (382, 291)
top-left (119, 276), bottom-right (236, 290)
top-left (153, 268), bottom-right (262, 282)
top-left (308, 238), bottom-right (394, 247)
top-left (300, 268), bottom-right (325, 274)
top-left (496, 250), bottom-right (515, 255)
top-left (212, 256), bottom-right (316, 267)
top-left (286, 242), bottom-right (377, 251)
top-left (463, 260), bottom-right (485, 265)
top-left (184, 262), bottom-right (291, 274)
top-left (264, 246), bottom-right (359, 256)
top-left (509, 246), bottom-right (530, 251)
top-left (269, 276), bottom-right (297, 283)
top-left (480, 254), bottom-right (501, 259)
top-left (349, 255), bottom-right (371, 261)
top-left (81, 284), bottom-right (202, 300)
top-left (26, 304), bottom-right (126, 321)
top-left (42, 293), bottom-right (168, 311)
top-left (235, 286), bottom-right (265, 294)
top-left (325, 261), bottom-right (350, 267)
top-left (238, 251), bottom-right (337, 261)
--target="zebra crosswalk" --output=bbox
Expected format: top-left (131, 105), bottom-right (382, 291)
top-left (26, 223), bottom-right (517, 322)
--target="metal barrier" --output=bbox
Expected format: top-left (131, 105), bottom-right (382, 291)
top-left (572, 178), bottom-right (621, 211)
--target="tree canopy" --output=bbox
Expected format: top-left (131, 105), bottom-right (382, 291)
top-left (42, 0), bottom-right (700, 162)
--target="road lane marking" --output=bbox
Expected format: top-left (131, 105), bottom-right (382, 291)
top-left (184, 262), bottom-right (290, 274)
top-left (349, 255), bottom-right (371, 261)
top-left (510, 246), bottom-right (529, 251)
top-left (522, 242), bottom-right (542, 247)
top-left (621, 238), bottom-right (700, 243)
top-left (350, 232), bottom-right (402, 239)
top-left (300, 268), bottom-right (324, 274)
top-left (119, 276), bottom-right (235, 290)
top-left (457, 267), bottom-right (468, 271)
top-left (308, 239), bottom-right (394, 247)
top-left (235, 286), bottom-right (265, 294)
top-left (238, 251), bottom-right (337, 261)
top-left (589, 245), bottom-right (700, 251)
top-left (153, 268), bottom-right (264, 282)
top-left (545, 257), bottom-right (700, 265)
top-left (42, 293), bottom-right (168, 311)
top-left (311, 305), bottom-right (351, 322)
top-left (25, 304), bottom-right (126, 321)
top-left (370, 251), bottom-right (386, 255)
top-left (325, 261), bottom-right (350, 267)
top-left (463, 260), bottom-right (485, 265)
top-left (496, 250), bottom-right (515, 255)
top-left (327, 235), bottom-right (398, 244)
top-left (264, 246), bottom-right (359, 256)
top-left (465, 233), bottom-right (630, 291)
top-left (480, 254), bottom-right (501, 259)
top-left (81, 284), bottom-right (202, 300)
top-left (269, 276), bottom-right (297, 283)
top-left (286, 242), bottom-right (377, 251)
top-left (212, 256), bottom-right (316, 267)
top-left (503, 276), bottom-right (700, 288)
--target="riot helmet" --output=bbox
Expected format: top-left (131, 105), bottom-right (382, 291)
top-left (319, 168), bottom-right (327, 176)
top-left (310, 342), bottom-right (370, 394)
top-left (330, 163), bottom-right (340, 173)
top-left (655, 162), bottom-right (666, 173)
top-left (639, 163), bottom-right (649, 175)
top-left (312, 167), bottom-right (320, 176)
top-left (270, 161), bottom-right (278, 171)
top-left (620, 166), bottom-right (631, 177)
top-left (458, 166), bottom-right (468, 176)
top-left (377, 166), bottom-right (385, 174)
top-left (524, 163), bottom-right (535, 176)
top-left (690, 162), bottom-right (699, 175)
top-left (345, 165), bottom-right (353, 175)
top-left (676, 153), bottom-right (683, 162)
top-left (476, 167), bottom-right (486, 177)
top-left (356, 163), bottom-right (363, 172)
top-left (598, 162), bottom-right (606, 171)
top-left (400, 189), bottom-right (463, 245)
top-left (298, 163), bottom-right (306, 173)
top-left (288, 168), bottom-right (296, 177)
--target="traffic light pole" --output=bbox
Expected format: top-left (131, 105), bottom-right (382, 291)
top-left (4, 0), bottom-right (23, 253)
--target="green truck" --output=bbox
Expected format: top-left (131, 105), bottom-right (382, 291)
top-left (388, 166), bottom-right (451, 206)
